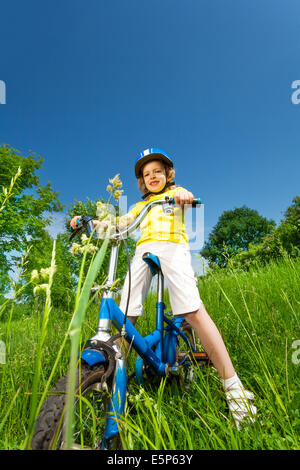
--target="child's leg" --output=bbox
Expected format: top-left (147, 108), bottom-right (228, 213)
top-left (182, 303), bottom-right (235, 379)
top-left (119, 250), bottom-right (152, 318)
top-left (183, 303), bottom-right (257, 429)
top-left (155, 242), bottom-right (256, 428)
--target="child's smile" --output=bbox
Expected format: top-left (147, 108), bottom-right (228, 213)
top-left (149, 180), bottom-right (160, 187)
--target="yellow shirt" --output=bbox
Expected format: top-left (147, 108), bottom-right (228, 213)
top-left (126, 187), bottom-right (189, 247)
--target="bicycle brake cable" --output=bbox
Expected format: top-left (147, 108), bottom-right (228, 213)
top-left (118, 229), bottom-right (131, 345)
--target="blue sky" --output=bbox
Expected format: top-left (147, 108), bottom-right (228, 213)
top-left (1, 1), bottom-right (300, 273)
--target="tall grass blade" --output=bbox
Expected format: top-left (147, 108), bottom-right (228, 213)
top-left (24, 241), bottom-right (57, 448)
top-left (63, 235), bottom-right (109, 449)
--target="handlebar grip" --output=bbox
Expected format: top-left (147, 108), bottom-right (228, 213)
top-left (168, 197), bottom-right (202, 206)
top-left (192, 198), bottom-right (202, 207)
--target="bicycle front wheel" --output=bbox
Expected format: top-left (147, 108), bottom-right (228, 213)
top-left (31, 363), bottom-right (121, 450)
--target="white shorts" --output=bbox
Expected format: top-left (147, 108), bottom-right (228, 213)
top-left (119, 241), bottom-right (202, 317)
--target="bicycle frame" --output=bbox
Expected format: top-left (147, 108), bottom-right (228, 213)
top-left (78, 197), bottom-right (201, 447)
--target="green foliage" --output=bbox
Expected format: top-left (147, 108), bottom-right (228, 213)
top-left (67, 198), bottom-right (136, 289)
top-left (0, 144), bottom-right (63, 292)
top-left (2, 256), bottom-right (299, 449)
top-left (20, 231), bottom-right (76, 310)
top-left (201, 205), bottom-right (275, 268)
top-left (230, 197), bottom-right (300, 270)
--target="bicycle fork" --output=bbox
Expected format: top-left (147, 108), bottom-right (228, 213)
top-left (101, 344), bottom-right (127, 449)
top-left (81, 243), bottom-right (128, 448)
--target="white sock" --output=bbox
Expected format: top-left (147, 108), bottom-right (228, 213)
top-left (222, 373), bottom-right (243, 391)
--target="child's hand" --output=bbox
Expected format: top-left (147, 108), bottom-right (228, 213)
top-left (70, 216), bottom-right (81, 230)
top-left (93, 219), bottom-right (109, 238)
top-left (93, 219), bottom-right (109, 230)
top-left (70, 216), bottom-right (108, 231)
top-left (174, 189), bottom-right (194, 208)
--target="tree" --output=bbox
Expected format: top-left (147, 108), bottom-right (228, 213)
top-left (201, 205), bottom-right (276, 268)
top-left (21, 230), bottom-right (76, 310)
top-left (0, 144), bottom-right (63, 292)
top-left (229, 196), bottom-right (300, 269)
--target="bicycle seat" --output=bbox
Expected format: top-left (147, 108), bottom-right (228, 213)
top-left (142, 252), bottom-right (161, 276)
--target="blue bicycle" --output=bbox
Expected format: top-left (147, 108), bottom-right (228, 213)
top-left (31, 196), bottom-right (209, 450)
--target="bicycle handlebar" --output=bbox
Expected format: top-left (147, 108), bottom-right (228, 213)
top-left (69, 195), bottom-right (202, 241)
top-left (168, 197), bottom-right (202, 207)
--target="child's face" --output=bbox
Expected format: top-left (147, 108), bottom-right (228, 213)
top-left (142, 160), bottom-right (167, 193)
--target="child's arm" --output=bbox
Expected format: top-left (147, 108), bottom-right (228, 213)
top-left (116, 213), bottom-right (135, 230)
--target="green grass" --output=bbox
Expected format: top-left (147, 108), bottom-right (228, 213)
top-left (0, 255), bottom-right (299, 450)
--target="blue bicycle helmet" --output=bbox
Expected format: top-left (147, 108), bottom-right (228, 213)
top-left (135, 148), bottom-right (174, 178)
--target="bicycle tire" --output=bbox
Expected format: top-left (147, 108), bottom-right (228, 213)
top-left (31, 362), bottom-right (122, 450)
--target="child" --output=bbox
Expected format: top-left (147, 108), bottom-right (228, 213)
top-left (70, 148), bottom-right (256, 430)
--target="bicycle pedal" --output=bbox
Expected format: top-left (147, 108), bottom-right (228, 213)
top-left (193, 352), bottom-right (209, 359)
top-left (193, 352), bottom-right (210, 364)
